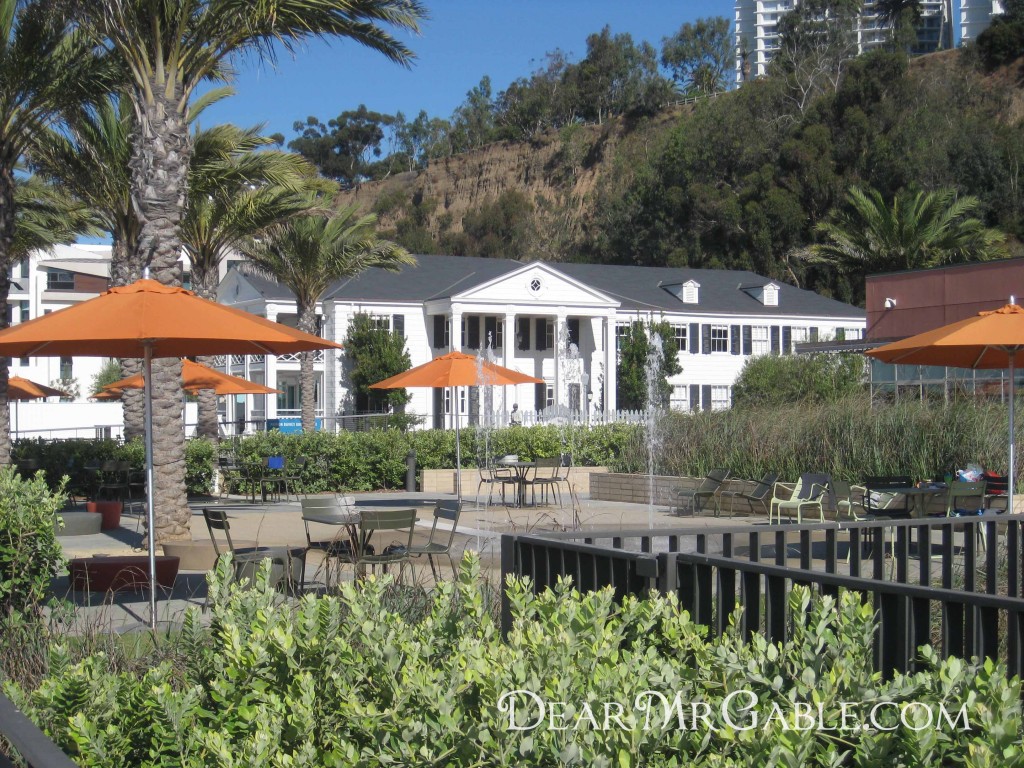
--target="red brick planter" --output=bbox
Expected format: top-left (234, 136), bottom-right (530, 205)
top-left (68, 555), bottom-right (179, 592)
top-left (85, 501), bottom-right (122, 530)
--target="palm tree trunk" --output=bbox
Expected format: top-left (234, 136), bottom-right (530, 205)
top-left (110, 238), bottom-right (146, 440)
top-left (0, 162), bottom-right (13, 465)
top-left (131, 89), bottom-right (192, 542)
top-left (297, 304), bottom-right (317, 433)
top-left (191, 265), bottom-right (220, 441)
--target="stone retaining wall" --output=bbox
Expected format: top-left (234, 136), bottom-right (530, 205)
top-left (421, 466), bottom-right (608, 496)
top-left (590, 473), bottom-right (765, 515)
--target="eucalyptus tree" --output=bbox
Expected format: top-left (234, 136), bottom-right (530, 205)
top-left (241, 203), bottom-right (415, 433)
top-left (64, 0), bottom-right (425, 541)
top-left (805, 186), bottom-right (1007, 300)
top-left (183, 123), bottom-right (319, 438)
top-left (0, 0), bottom-right (100, 464)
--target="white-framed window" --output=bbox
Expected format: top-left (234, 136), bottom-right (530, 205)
top-left (368, 315), bottom-right (390, 331)
top-left (751, 326), bottom-right (769, 356)
top-left (545, 383), bottom-right (555, 409)
top-left (545, 319), bottom-right (555, 350)
top-left (616, 323), bottom-right (630, 352)
top-left (670, 385), bottom-right (689, 411)
top-left (711, 386), bottom-right (731, 411)
top-left (843, 327), bottom-right (861, 340)
top-left (672, 324), bottom-right (687, 352)
top-left (710, 325), bottom-right (729, 353)
top-left (791, 327), bottom-right (808, 351)
top-left (443, 388), bottom-right (467, 415)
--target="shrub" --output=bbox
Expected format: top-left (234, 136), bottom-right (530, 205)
top-left (7, 557), bottom-right (1021, 766)
top-left (731, 352), bottom-right (864, 409)
top-left (0, 467), bottom-right (66, 619)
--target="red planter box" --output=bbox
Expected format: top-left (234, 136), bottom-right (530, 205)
top-left (86, 501), bottom-right (122, 530)
top-left (68, 555), bottom-right (179, 592)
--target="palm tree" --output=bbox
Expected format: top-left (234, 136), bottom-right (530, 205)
top-left (29, 88), bottom-right (234, 440)
top-left (806, 186), bottom-right (1007, 283)
top-left (183, 123), bottom-right (319, 438)
top-left (12, 174), bottom-right (99, 260)
top-left (65, 0), bottom-right (424, 541)
top-left (0, 0), bottom-right (99, 463)
top-left (241, 204), bottom-right (415, 433)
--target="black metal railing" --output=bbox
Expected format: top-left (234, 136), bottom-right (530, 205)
top-left (501, 514), bottom-right (1024, 677)
top-left (0, 692), bottom-right (76, 767)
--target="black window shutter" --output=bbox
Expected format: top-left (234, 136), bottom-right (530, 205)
top-left (701, 385), bottom-right (712, 411)
top-left (432, 315), bottom-right (444, 348)
top-left (518, 318), bottom-right (530, 351)
top-left (770, 326), bottom-right (780, 354)
top-left (689, 384), bottom-right (700, 411)
top-left (701, 324), bottom-right (711, 355)
top-left (782, 326), bottom-right (792, 354)
top-left (393, 314), bottom-right (405, 338)
top-left (432, 388), bottom-right (444, 429)
top-left (534, 382), bottom-right (546, 410)
top-left (730, 325), bottom-right (740, 355)
top-left (742, 325), bottom-right (752, 355)
top-left (484, 316), bottom-right (497, 349)
top-left (567, 318), bottom-right (580, 349)
top-left (689, 323), bottom-right (700, 354)
top-left (810, 326), bottom-right (819, 342)
top-left (466, 316), bottom-right (480, 349)
top-left (535, 318), bottom-right (547, 351)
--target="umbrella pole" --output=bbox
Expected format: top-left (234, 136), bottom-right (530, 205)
top-left (1011, 352), bottom-right (1016, 516)
top-left (144, 343), bottom-right (157, 631)
top-left (454, 385), bottom-right (462, 501)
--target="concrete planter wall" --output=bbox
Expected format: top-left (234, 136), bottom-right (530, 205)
top-left (590, 473), bottom-right (682, 506)
top-left (420, 466), bottom-right (608, 496)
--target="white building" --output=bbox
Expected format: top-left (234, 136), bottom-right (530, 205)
top-left (219, 255), bottom-right (865, 430)
top-left (734, 0), bottom-right (1004, 83)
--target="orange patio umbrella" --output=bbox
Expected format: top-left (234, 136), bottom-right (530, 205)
top-left (104, 358), bottom-right (280, 396)
top-left (91, 388), bottom-right (123, 401)
top-left (8, 376), bottom-right (68, 400)
top-left (866, 302), bottom-right (1024, 514)
top-left (7, 376), bottom-right (69, 435)
top-left (371, 351), bottom-right (542, 499)
top-left (0, 278), bottom-right (342, 628)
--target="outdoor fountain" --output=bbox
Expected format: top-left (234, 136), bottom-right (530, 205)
top-left (645, 330), bottom-right (665, 529)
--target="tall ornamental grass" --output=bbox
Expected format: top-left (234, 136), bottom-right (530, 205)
top-left (618, 395), bottom-right (1013, 481)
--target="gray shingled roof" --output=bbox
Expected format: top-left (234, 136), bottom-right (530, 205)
top-left (233, 255), bottom-right (863, 319)
top-left (552, 262), bottom-right (864, 318)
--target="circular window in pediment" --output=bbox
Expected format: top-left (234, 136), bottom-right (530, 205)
top-left (529, 277), bottom-right (542, 294)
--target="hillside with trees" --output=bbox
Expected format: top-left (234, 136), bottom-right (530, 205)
top-left (282, 7), bottom-right (1024, 306)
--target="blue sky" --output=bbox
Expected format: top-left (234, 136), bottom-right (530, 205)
top-left (198, 0), bottom-right (731, 141)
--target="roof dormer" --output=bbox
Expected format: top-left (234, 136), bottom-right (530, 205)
top-left (681, 280), bottom-right (700, 304)
top-left (741, 282), bottom-right (780, 306)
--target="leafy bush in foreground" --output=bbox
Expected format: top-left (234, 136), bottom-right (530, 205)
top-left (0, 466), bottom-right (66, 619)
top-left (7, 556), bottom-right (1022, 766)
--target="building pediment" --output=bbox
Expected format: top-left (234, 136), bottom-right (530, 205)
top-left (218, 270), bottom-right (267, 305)
top-left (453, 262), bottom-right (619, 309)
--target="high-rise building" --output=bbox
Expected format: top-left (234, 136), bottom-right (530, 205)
top-left (734, 1), bottom-right (1004, 84)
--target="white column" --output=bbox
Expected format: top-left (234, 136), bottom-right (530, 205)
top-left (605, 314), bottom-right (617, 414)
top-left (555, 311), bottom-right (566, 407)
top-left (504, 310), bottom-right (515, 414)
top-left (265, 305), bottom-right (278, 422)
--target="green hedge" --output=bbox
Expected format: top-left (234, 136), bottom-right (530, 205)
top-left (6, 557), bottom-right (1020, 766)
top-left (620, 395), bottom-right (1019, 482)
top-left (228, 423), bottom-right (637, 492)
top-left (13, 437), bottom-right (217, 498)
